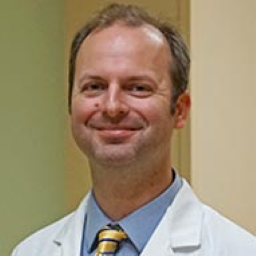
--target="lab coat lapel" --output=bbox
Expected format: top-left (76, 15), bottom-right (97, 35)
top-left (141, 180), bottom-right (203, 255)
top-left (52, 194), bottom-right (90, 256)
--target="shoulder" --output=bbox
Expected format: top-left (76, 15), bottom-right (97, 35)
top-left (175, 180), bottom-right (256, 254)
top-left (12, 192), bottom-right (91, 256)
top-left (201, 203), bottom-right (256, 253)
top-left (12, 213), bottom-right (73, 256)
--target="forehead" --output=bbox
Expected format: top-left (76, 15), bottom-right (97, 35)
top-left (77, 23), bottom-right (170, 62)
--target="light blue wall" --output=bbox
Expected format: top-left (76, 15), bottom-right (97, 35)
top-left (0, 1), bottom-right (66, 255)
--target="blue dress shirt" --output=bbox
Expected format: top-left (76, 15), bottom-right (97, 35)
top-left (81, 170), bottom-right (182, 256)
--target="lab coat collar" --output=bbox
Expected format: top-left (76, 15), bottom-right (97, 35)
top-left (168, 180), bottom-right (203, 248)
top-left (52, 180), bottom-right (203, 255)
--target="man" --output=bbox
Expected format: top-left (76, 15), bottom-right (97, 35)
top-left (12, 3), bottom-right (256, 256)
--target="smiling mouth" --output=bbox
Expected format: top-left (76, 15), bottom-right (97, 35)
top-left (96, 126), bottom-right (140, 131)
top-left (93, 126), bottom-right (141, 143)
top-left (87, 119), bottom-right (145, 143)
top-left (96, 127), bottom-right (140, 135)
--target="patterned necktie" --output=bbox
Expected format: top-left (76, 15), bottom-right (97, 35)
top-left (95, 225), bottom-right (127, 256)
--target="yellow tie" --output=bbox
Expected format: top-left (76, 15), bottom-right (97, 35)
top-left (95, 225), bottom-right (127, 256)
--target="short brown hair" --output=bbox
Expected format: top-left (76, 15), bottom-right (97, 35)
top-left (68, 3), bottom-right (190, 113)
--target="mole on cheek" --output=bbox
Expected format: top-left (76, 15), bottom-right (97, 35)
top-left (94, 103), bottom-right (100, 108)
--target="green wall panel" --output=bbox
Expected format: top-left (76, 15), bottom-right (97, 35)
top-left (0, 1), bottom-right (66, 255)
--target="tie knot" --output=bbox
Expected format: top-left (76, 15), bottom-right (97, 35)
top-left (95, 225), bottom-right (127, 256)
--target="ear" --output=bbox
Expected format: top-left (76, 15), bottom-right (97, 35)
top-left (173, 92), bottom-right (191, 129)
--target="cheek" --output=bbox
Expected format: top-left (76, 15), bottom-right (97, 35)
top-left (71, 99), bottom-right (100, 124)
top-left (133, 99), bottom-right (171, 124)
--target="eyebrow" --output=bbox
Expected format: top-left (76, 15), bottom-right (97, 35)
top-left (125, 75), bottom-right (155, 82)
top-left (76, 74), bottom-right (104, 87)
top-left (78, 73), bottom-right (157, 84)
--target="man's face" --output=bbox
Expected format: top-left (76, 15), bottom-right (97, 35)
top-left (71, 24), bottom-right (188, 166)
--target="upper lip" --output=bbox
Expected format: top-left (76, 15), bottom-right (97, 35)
top-left (88, 121), bottom-right (143, 131)
top-left (87, 118), bottom-right (145, 131)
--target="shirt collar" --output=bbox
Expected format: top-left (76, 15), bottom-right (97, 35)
top-left (85, 192), bottom-right (111, 253)
top-left (84, 169), bottom-right (182, 253)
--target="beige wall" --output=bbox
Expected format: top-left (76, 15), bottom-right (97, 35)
top-left (190, 0), bottom-right (256, 233)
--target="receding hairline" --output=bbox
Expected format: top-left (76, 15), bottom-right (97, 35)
top-left (80, 21), bottom-right (171, 53)
top-left (84, 20), bottom-right (169, 44)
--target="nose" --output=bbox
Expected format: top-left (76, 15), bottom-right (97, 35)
top-left (102, 83), bottom-right (129, 120)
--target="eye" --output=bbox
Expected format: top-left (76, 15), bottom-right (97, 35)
top-left (84, 83), bottom-right (104, 91)
top-left (81, 82), bottom-right (106, 96)
top-left (126, 84), bottom-right (153, 97)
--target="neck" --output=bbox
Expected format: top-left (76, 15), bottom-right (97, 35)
top-left (90, 154), bottom-right (173, 221)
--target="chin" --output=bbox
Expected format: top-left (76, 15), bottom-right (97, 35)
top-left (92, 144), bottom-right (137, 166)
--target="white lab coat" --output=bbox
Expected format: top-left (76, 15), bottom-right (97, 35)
top-left (12, 180), bottom-right (256, 256)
